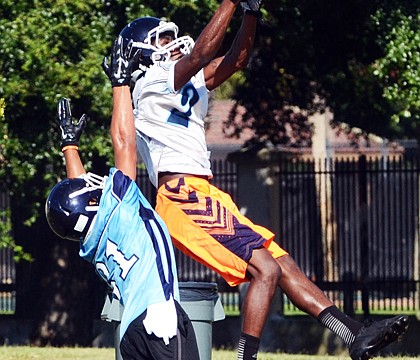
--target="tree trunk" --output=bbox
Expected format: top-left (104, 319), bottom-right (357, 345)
top-left (13, 195), bottom-right (106, 346)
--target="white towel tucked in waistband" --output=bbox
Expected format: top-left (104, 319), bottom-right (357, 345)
top-left (143, 296), bottom-right (178, 345)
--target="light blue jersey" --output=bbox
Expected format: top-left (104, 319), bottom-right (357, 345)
top-left (80, 168), bottom-right (179, 340)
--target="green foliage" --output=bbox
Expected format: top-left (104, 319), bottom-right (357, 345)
top-left (372, 7), bottom-right (420, 138)
top-left (0, 1), bottom-right (115, 221)
top-left (0, 0), bottom-right (219, 211)
top-left (0, 99), bottom-right (31, 261)
top-left (0, 0), bottom-right (418, 344)
top-left (0, 0), bottom-right (418, 254)
top-left (231, 0), bottom-right (420, 145)
top-left (0, 0), bottom-right (217, 257)
top-left (0, 209), bottom-right (32, 262)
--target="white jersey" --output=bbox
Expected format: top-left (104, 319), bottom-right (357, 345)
top-left (133, 61), bottom-right (213, 187)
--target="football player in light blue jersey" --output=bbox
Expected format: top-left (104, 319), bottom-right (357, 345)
top-left (45, 38), bottom-right (199, 360)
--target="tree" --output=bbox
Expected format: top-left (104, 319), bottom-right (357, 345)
top-left (1, 0), bottom-right (417, 347)
top-left (227, 0), bottom-right (420, 147)
top-left (372, 3), bottom-right (420, 141)
top-left (0, 0), bottom-right (219, 346)
top-left (0, 99), bottom-right (32, 262)
top-left (0, 0), bottom-right (114, 345)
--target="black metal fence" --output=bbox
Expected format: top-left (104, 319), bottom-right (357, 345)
top-left (0, 190), bottom-right (15, 314)
top-left (278, 155), bottom-right (419, 317)
top-left (137, 155), bottom-right (420, 317)
top-left (0, 155), bottom-right (419, 317)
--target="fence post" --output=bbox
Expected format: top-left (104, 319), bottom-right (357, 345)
top-left (358, 155), bottom-right (370, 318)
top-left (416, 158), bottom-right (420, 319)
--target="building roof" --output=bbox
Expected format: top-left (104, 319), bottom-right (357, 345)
top-left (205, 99), bottom-right (415, 159)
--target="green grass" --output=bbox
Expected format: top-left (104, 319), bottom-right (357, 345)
top-left (282, 309), bottom-right (418, 317)
top-left (0, 347), bottom-right (113, 360)
top-left (0, 347), bottom-right (418, 360)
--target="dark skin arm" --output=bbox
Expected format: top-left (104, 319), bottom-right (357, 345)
top-left (56, 97), bottom-right (87, 178)
top-left (62, 89), bottom-right (136, 181)
top-left (64, 149), bottom-right (86, 178)
top-left (204, 13), bottom-right (257, 91)
top-left (61, 35), bottom-right (138, 180)
top-left (173, 0), bottom-right (240, 91)
top-left (110, 86), bottom-right (137, 180)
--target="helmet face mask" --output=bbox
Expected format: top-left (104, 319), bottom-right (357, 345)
top-left (45, 176), bottom-right (104, 242)
top-left (149, 34), bottom-right (195, 62)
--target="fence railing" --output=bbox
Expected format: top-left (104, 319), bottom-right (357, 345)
top-left (0, 155), bottom-right (418, 318)
top-left (138, 155), bottom-right (419, 317)
top-left (278, 155), bottom-right (419, 316)
top-left (0, 190), bottom-right (15, 314)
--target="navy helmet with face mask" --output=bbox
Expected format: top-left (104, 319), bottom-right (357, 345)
top-left (45, 173), bottom-right (105, 242)
top-left (119, 17), bottom-right (195, 83)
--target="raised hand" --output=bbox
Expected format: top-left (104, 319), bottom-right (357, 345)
top-left (101, 36), bottom-right (141, 87)
top-left (56, 98), bottom-right (88, 148)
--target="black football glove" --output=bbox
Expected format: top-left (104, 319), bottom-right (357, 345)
top-left (241, 0), bottom-right (263, 13)
top-left (101, 56), bottom-right (112, 82)
top-left (56, 98), bottom-right (88, 148)
top-left (101, 36), bottom-right (140, 87)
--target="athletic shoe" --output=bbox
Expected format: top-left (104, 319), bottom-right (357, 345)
top-left (349, 315), bottom-right (409, 360)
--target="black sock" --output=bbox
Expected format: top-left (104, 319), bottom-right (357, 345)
top-left (237, 332), bottom-right (260, 360)
top-left (317, 305), bottom-right (363, 347)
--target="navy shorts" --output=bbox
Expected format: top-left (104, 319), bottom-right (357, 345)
top-left (120, 301), bottom-right (199, 360)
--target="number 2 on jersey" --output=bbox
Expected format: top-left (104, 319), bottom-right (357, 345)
top-left (167, 83), bottom-right (199, 127)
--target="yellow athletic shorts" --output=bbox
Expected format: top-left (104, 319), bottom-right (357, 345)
top-left (156, 176), bottom-right (288, 286)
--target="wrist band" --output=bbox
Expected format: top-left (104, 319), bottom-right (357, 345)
top-left (62, 145), bottom-right (79, 152)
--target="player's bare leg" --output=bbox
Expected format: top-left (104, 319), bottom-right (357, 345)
top-left (238, 248), bottom-right (281, 359)
top-left (243, 248), bottom-right (281, 335)
top-left (276, 254), bottom-right (333, 316)
top-left (276, 254), bottom-right (409, 360)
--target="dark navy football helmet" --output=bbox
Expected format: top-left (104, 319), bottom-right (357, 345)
top-left (45, 174), bottom-right (105, 242)
top-left (119, 17), bottom-right (194, 81)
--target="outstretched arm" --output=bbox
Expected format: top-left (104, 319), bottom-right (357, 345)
top-left (56, 98), bottom-right (87, 178)
top-left (106, 36), bottom-right (141, 180)
top-left (111, 86), bottom-right (137, 180)
top-left (173, 0), bottom-right (240, 90)
top-left (204, 11), bottom-right (258, 90)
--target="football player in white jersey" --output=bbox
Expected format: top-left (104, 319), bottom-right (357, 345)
top-left (102, 0), bottom-right (409, 359)
top-left (46, 39), bottom-right (199, 359)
